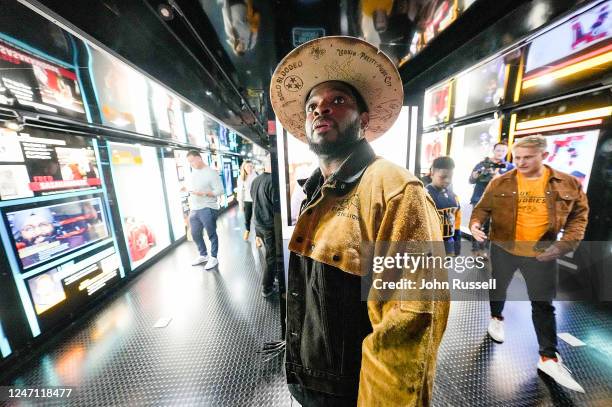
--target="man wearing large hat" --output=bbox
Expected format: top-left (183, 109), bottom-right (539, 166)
top-left (270, 36), bottom-right (449, 406)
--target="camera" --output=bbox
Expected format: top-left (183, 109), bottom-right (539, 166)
top-left (477, 157), bottom-right (506, 182)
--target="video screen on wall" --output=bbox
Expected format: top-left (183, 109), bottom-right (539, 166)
top-left (222, 159), bottom-right (233, 197)
top-left (150, 82), bottom-right (187, 143)
top-left (109, 142), bottom-right (170, 269)
top-left (4, 196), bottom-right (111, 271)
top-left (184, 107), bottom-right (206, 147)
top-left (419, 130), bottom-right (448, 176)
top-left (25, 246), bottom-right (122, 320)
top-left (522, 1), bottom-right (612, 97)
top-left (423, 81), bottom-right (451, 128)
top-left (88, 46), bottom-right (152, 135)
top-left (454, 55), bottom-right (506, 118)
top-left (162, 150), bottom-right (188, 241)
top-left (0, 39), bottom-right (86, 120)
top-left (450, 119), bottom-right (501, 232)
top-left (539, 130), bottom-right (599, 191)
top-left (0, 127), bottom-right (101, 201)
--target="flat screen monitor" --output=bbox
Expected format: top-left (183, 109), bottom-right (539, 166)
top-left (454, 55), bottom-right (506, 118)
top-left (0, 38), bottom-right (86, 120)
top-left (5, 195), bottom-right (111, 271)
top-left (0, 127), bottom-right (101, 201)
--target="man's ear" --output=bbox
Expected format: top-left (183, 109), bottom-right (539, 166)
top-left (360, 111), bottom-right (370, 130)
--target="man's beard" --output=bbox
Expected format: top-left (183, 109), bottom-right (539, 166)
top-left (307, 120), bottom-right (362, 158)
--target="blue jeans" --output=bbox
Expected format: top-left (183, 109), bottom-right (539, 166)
top-left (189, 208), bottom-right (218, 258)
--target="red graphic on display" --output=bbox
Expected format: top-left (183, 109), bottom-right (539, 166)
top-left (547, 134), bottom-right (585, 167)
top-left (571, 5), bottom-right (609, 49)
top-left (28, 178), bottom-right (102, 192)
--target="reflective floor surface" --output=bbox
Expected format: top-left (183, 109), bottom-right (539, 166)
top-left (3, 208), bottom-right (611, 406)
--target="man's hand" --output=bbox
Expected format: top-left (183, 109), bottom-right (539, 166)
top-left (470, 223), bottom-right (487, 242)
top-left (536, 245), bottom-right (562, 262)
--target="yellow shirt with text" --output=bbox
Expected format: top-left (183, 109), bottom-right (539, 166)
top-left (513, 167), bottom-right (550, 256)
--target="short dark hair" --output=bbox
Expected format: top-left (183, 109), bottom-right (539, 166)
top-left (493, 142), bottom-right (508, 149)
top-left (431, 156), bottom-right (455, 170)
top-left (305, 81), bottom-right (369, 113)
top-left (186, 149), bottom-right (201, 158)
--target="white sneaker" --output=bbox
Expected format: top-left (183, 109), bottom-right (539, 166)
top-left (191, 255), bottom-right (208, 266)
top-left (204, 257), bottom-right (218, 270)
top-left (537, 353), bottom-right (585, 393)
top-left (487, 318), bottom-right (505, 343)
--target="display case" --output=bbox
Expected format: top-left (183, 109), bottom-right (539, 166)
top-left (418, 129), bottom-right (448, 176)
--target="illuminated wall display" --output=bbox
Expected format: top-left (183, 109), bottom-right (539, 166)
top-left (370, 106), bottom-right (410, 169)
top-left (162, 149), bottom-right (188, 241)
top-left (423, 81), bottom-right (452, 128)
top-left (150, 82), bottom-right (187, 143)
top-left (454, 55), bottom-right (506, 118)
top-left (522, 0), bottom-right (612, 92)
top-left (419, 130), bottom-right (448, 176)
top-left (108, 142), bottom-right (171, 269)
top-left (88, 46), bottom-right (153, 135)
top-left (0, 128), bottom-right (101, 201)
top-left (0, 39), bottom-right (86, 120)
top-left (449, 119), bottom-right (501, 232)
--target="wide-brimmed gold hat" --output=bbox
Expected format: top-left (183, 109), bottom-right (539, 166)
top-left (270, 36), bottom-right (403, 143)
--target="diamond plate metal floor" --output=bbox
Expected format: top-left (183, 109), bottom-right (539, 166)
top-left (2, 208), bottom-right (611, 406)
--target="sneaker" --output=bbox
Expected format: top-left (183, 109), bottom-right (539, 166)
top-left (191, 255), bottom-right (208, 266)
top-left (243, 230), bottom-right (250, 241)
top-left (262, 288), bottom-right (274, 298)
top-left (537, 353), bottom-right (585, 393)
top-left (204, 257), bottom-right (218, 270)
top-left (487, 317), bottom-right (504, 343)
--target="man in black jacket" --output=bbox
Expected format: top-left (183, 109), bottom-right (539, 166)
top-left (250, 155), bottom-right (280, 297)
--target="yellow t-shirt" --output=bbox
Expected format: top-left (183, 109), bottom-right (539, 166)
top-left (513, 168), bottom-right (550, 256)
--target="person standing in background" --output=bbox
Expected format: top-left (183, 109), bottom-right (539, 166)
top-left (237, 160), bottom-right (257, 241)
top-left (185, 150), bottom-right (224, 270)
top-left (250, 155), bottom-right (283, 298)
top-left (426, 156), bottom-right (461, 256)
top-left (470, 135), bottom-right (589, 393)
top-left (469, 142), bottom-right (514, 257)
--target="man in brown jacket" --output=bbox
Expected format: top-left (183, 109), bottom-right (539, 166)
top-left (270, 36), bottom-right (449, 406)
top-left (470, 135), bottom-right (589, 393)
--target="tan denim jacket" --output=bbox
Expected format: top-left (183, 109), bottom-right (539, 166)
top-left (289, 150), bottom-right (449, 406)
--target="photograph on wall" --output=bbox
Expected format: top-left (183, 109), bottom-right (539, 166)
top-left (419, 130), bottom-right (448, 175)
top-left (26, 267), bottom-right (66, 315)
top-left (109, 142), bottom-right (170, 268)
top-left (6, 196), bottom-right (111, 270)
top-left (454, 55), bottom-right (506, 118)
top-left (0, 128), bottom-right (101, 200)
top-left (423, 81), bottom-right (451, 128)
top-left (0, 39), bottom-right (86, 120)
top-left (223, 160), bottom-right (233, 197)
